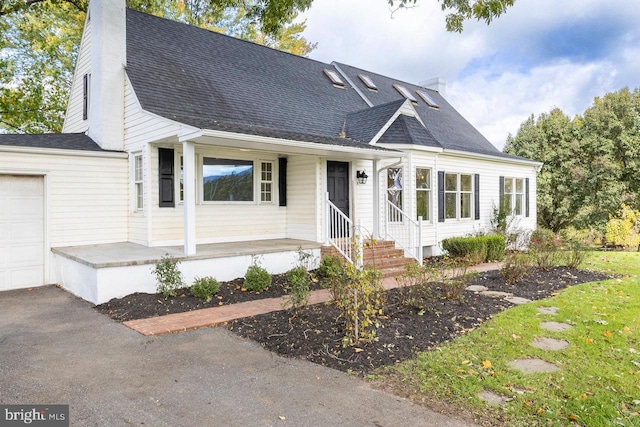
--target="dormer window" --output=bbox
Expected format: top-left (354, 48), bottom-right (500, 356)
top-left (417, 90), bottom-right (439, 108)
top-left (323, 69), bottom-right (345, 88)
top-left (358, 74), bottom-right (377, 91)
top-left (393, 84), bottom-right (417, 103)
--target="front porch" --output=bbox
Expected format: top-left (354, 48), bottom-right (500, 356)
top-left (51, 238), bottom-right (321, 304)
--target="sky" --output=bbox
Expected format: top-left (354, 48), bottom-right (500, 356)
top-left (298, 0), bottom-right (640, 150)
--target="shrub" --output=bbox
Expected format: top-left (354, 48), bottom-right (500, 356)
top-left (244, 264), bottom-right (272, 292)
top-left (318, 255), bottom-right (348, 294)
top-left (501, 252), bottom-right (532, 285)
top-left (604, 204), bottom-right (640, 249)
top-left (490, 203), bottom-right (528, 250)
top-left (529, 228), bottom-right (562, 269)
top-left (334, 264), bottom-right (384, 346)
top-left (563, 239), bottom-right (587, 269)
top-left (439, 257), bottom-right (476, 301)
top-left (442, 235), bottom-right (505, 263)
top-left (190, 276), bottom-right (220, 303)
top-left (284, 265), bottom-right (311, 311)
top-left (151, 255), bottom-right (185, 298)
top-left (397, 263), bottom-right (436, 310)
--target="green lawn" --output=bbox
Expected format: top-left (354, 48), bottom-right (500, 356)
top-left (388, 252), bottom-right (640, 426)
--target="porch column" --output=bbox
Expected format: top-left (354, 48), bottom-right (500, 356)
top-left (182, 139), bottom-right (196, 255)
top-left (372, 159), bottom-right (380, 240)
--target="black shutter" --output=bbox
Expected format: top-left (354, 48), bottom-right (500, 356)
top-left (499, 176), bottom-right (505, 210)
top-left (525, 177), bottom-right (530, 217)
top-left (278, 157), bottom-right (287, 207)
top-left (82, 74), bottom-right (88, 120)
top-left (158, 148), bottom-right (175, 208)
top-left (474, 174), bottom-right (480, 220)
top-left (438, 171), bottom-right (445, 222)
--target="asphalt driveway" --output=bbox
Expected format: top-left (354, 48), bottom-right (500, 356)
top-left (0, 286), bottom-right (476, 426)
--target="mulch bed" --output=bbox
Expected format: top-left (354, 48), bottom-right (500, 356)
top-left (95, 272), bottom-right (324, 322)
top-left (96, 266), bottom-right (611, 375)
top-left (227, 267), bottom-right (611, 374)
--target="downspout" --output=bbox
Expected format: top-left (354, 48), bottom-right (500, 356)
top-left (434, 153), bottom-right (439, 255)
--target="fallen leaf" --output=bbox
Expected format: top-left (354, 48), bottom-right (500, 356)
top-left (512, 334), bottom-right (521, 340)
top-left (630, 348), bottom-right (637, 354)
top-left (279, 416), bottom-right (286, 420)
top-left (624, 327), bottom-right (632, 333)
top-left (354, 348), bottom-right (363, 353)
top-left (586, 338), bottom-right (594, 344)
top-left (604, 331), bottom-right (612, 337)
top-left (569, 414), bottom-right (578, 421)
top-left (482, 360), bottom-right (492, 369)
top-left (462, 360), bottom-right (471, 365)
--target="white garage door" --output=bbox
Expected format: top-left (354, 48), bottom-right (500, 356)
top-left (0, 175), bottom-right (45, 291)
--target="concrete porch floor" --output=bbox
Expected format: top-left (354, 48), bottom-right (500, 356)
top-left (52, 238), bottom-right (322, 268)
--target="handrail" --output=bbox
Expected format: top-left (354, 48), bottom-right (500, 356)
top-left (384, 199), bottom-right (423, 265)
top-left (325, 193), bottom-right (354, 265)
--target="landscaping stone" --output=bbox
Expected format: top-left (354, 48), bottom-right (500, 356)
top-left (478, 390), bottom-right (510, 406)
top-left (505, 296), bottom-right (532, 305)
top-left (537, 306), bottom-right (559, 315)
top-left (532, 337), bottom-right (569, 350)
top-left (540, 321), bottom-right (572, 332)
top-left (508, 358), bottom-right (560, 374)
top-left (480, 290), bottom-right (513, 298)
top-left (466, 285), bottom-right (488, 292)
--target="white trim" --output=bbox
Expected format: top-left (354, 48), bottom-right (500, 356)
top-left (442, 149), bottom-right (543, 168)
top-left (259, 160), bottom-right (274, 204)
top-left (199, 128), bottom-right (402, 159)
top-left (369, 100), bottom-right (425, 146)
top-left (0, 145), bottom-right (127, 159)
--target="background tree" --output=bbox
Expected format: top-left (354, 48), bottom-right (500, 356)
top-left (505, 88), bottom-right (640, 233)
top-left (0, 0), bottom-right (315, 133)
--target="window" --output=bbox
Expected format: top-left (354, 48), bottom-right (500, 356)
top-left (82, 73), bottom-right (90, 120)
top-left (387, 167), bottom-right (403, 222)
top-left (323, 69), bottom-right (345, 87)
top-left (504, 177), bottom-right (524, 215)
top-left (416, 168), bottom-right (431, 221)
top-left (445, 173), bottom-right (473, 220)
top-left (202, 158), bottom-right (253, 202)
top-left (134, 154), bottom-right (143, 210)
top-left (393, 84), bottom-right (417, 103)
top-left (358, 74), bottom-right (377, 90)
top-left (260, 161), bottom-right (273, 203)
top-left (416, 90), bottom-right (439, 108)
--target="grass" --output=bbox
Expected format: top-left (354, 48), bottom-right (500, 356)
top-left (387, 252), bottom-right (640, 426)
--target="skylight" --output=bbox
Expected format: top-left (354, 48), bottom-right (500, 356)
top-left (323, 69), bottom-right (345, 87)
top-left (416, 90), bottom-right (439, 108)
top-left (358, 74), bottom-right (377, 91)
top-left (393, 84), bottom-right (417, 103)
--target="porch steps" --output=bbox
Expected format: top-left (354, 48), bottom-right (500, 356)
top-left (321, 240), bottom-right (416, 277)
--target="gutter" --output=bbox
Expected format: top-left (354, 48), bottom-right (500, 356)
top-left (0, 145), bottom-right (128, 159)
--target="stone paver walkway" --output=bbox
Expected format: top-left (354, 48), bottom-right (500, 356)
top-left (125, 261), bottom-right (503, 336)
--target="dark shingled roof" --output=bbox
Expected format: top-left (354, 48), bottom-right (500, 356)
top-left (346, 100), bottom-right (405, 142)
top-left (124, 9), bottom-right (534, 161)
top-left (0, 133), bottom-right (107, 151)
top-left (378, 115), bottom-right (441, 148)
top-left (126, 9), bottom-right (381, 150)
top-left (334, 62), bottom-right (527, 159)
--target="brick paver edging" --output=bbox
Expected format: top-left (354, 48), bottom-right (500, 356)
top-left (124, 262), bottom-right (503, 336)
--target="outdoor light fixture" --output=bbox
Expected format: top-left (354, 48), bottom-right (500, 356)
top-left (356, 170), bottom-right (368, 185)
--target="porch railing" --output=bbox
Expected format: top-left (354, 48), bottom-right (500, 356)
top-left (384, 200), bottom-right (423, 265)
top-left (325, 193), bottom-right (364, 268)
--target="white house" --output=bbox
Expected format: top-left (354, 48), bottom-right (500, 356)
top-left (0, 0), bottom-right (541, 304)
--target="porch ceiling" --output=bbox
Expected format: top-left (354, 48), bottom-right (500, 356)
top-left (52, 239), bottom-right (321, 269)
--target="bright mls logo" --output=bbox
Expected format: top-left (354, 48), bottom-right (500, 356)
top-left (0, 405), bottom-right (68, 426)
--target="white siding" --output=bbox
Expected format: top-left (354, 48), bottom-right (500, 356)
top-left (148, 146), bottom-right (289, 244)
top-left (0, 150), bottom-right (128, 247)
top-left (62, 18), bottom-right (91, 133)
top-left (123, 77), bottom-right (190, 151)
top-left (286, 155), bottom-right (319, 241)
top-left (352, 159), bottom-right (375, 234)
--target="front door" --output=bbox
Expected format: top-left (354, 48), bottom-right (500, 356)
top-left (327, 161), bottom-right (350, 238)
